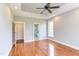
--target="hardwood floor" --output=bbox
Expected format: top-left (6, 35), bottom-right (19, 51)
top-left (49, 40), bottom-right (79, 56)
top-left (9, 39), bottom-right (79, 56)
top-left (9, 40), bottom-right (49, 56)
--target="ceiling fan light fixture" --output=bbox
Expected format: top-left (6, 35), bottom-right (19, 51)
top-left (36, 3), bottom-right (60, 14)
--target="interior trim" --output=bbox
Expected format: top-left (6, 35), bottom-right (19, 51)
top-left (48, 38), bottom-right (79, 51)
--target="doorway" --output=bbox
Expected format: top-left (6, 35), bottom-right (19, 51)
top-left (33, 23), bottom-right (40, 41)
top-left (15, 22), bottom-right (25, 43)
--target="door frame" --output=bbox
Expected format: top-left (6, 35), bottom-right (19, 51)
top-left (14, 21), bottom-right (25, 43)
top-left (12, 22), bottom-right (15, 46)
top-left (33, 23), bottom-right (40, 41)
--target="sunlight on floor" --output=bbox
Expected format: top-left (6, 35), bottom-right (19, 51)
top-left (49, 44), bottom-right (54, 56)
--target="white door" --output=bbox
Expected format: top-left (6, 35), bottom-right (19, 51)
top-left (12, 22), bottom-right (15, 45)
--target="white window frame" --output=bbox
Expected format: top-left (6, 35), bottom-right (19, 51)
top-left (48, 20), bottom-right (54, 37)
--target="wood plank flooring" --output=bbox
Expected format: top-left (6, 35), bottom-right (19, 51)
top-left (9, 39), bottom-right (79, 56)
top-left (49, 40), bottom-right (79, 56)
top-left (9, 40), bottom-right (49, 56)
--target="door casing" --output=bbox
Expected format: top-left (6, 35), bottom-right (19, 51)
top-left (14, 21), bottom-right (25, 43)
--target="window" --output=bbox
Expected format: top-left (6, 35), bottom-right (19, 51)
top-left (48, 20), bottom-right (54, 37)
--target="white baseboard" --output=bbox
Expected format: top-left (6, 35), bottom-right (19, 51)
top-left (48, 37), bottom-right (79, 51)
top-left (7, 45), bottom-right (13, 56)
top-left (24, 40), bottom-right (34, 42)
top-left (24, 37), bottom-right (47, 43)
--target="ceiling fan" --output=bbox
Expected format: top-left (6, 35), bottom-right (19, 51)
top-left (36, 3), bottom-right (60, 14)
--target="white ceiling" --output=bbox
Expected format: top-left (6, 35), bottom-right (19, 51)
top-left (21, 3), bottom-right (63, 15)
top-left (8, 3), bottom-right (79, 19)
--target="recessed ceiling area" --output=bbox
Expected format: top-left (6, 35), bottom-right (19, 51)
top-left (8, 3), bottom-right (79, 19)
top-left (21, 3), bottom-right (63, 15)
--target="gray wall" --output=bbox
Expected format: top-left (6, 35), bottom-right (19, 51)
top-left (0, 4), bottom-right (13, 55)
top-left (14, 17), bottom-right (47, 42)
top-left (53, 7), bottom-right (79, 47)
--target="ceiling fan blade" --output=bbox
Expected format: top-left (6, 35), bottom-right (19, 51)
top-left (49, 6), bottom-right (60, 9)
top-left (46, 3), bottom-right (50, 7)
top-left (47, 9), bottom-right (52, 13)
top-left (36, 8), bottom-right (44, 9)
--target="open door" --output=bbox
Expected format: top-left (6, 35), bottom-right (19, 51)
top-left (12, 22), bottom-right (15, 46)
top-left (15, 22), bottom-right (24, 43)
